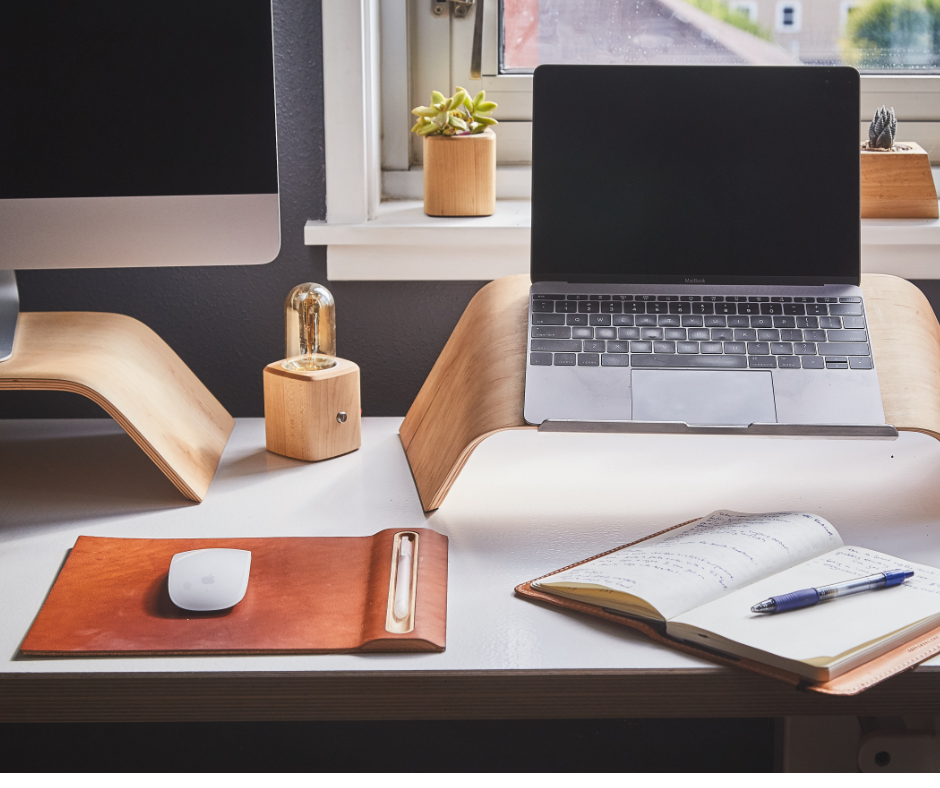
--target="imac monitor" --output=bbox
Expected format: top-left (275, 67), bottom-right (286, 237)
top-left (0, 1), bottom-right (281, 357)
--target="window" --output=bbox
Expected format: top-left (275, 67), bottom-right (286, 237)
top-left (775, 2), bottom-right (802, 34)
top-left (730, 1), bottom-right (760, 23)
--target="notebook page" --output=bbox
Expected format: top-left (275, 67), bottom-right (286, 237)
top-left (668, 547), bottom-right (940, 664)
top-left (536, 511), bottom-right (843, 621)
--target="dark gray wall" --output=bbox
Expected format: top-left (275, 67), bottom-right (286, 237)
top-left (1, 0), bottom-right (486, 421)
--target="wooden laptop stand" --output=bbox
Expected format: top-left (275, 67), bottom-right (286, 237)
top-left (0, 312), bottom-right (234, 502)
top-left (400, 273), bottom-right (940, 512)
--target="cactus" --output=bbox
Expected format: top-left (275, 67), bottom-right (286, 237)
top-left (411, 87), bottom-right (498, 137)
top-left (869, 105), bottom-right (897, 149)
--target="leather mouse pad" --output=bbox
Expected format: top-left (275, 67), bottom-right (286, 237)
top-left (20, 528), bottom-right (447, 656)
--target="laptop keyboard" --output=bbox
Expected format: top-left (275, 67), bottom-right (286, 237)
top-left (529, 294), bottom-right (871, 371)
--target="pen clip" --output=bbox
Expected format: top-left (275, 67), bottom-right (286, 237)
top-left (385, 531), bottom-right (419, 634)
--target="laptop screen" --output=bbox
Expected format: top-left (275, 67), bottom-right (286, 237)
top-left (530, 66), bottom-right (860, 286)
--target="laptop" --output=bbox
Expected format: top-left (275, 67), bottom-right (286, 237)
top-left (524, 65), bottom-right (892, 436)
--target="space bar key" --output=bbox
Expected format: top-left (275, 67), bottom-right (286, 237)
top-left (631, 354), bottom-right (748, 368)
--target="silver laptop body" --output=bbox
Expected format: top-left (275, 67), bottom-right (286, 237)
top-left (523, 65), bottom-right (889, 436)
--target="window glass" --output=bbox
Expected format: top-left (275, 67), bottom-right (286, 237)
top-left (501, 0), bottom-right (940, 72)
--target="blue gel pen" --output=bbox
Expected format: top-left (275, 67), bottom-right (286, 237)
top-left (751, 570), bottom-right (914, 614)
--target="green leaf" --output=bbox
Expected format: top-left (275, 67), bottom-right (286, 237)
top-left (451, 88), bottom-right (469, 109)
top-left (474, 115), bottom-right (498, 127)
top-left (411, 105), bottom-right (437, 117)
top-left (450, 115), bottom-right (469, 131)
top-left (475, 101), bottom-right (498, 113)
top-left (431, 90), bottom-right (445, 104)
top-left (472, 90), bottom-right (486, 108)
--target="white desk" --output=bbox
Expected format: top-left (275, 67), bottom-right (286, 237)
top-left (2, 418), bottom-right (940, 721)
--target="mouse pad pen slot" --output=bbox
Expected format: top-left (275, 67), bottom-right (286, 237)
top-left (385, 531), bottom-right (419, 634)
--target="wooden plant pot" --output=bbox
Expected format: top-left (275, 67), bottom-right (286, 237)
top-left (423, 130), bottom-right (496, 217)
top-left (263, 357), bottom-right (361, 462)
top-left (861, 142), bottom-right (939, 219)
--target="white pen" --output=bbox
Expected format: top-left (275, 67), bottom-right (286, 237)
top-left (393, 536), bottom-right (414, 620)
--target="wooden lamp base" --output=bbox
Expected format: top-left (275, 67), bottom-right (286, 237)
top-left (263, 357), bottom-right (361, 462)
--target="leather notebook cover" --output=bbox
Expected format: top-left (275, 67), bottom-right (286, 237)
top-left (515, 520), bottom-right (940, 696)
top-left (21, 528), bottom-right (447, 656)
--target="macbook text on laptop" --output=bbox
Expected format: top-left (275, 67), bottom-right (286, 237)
top-left (524, 65), bottom-right (891, 435)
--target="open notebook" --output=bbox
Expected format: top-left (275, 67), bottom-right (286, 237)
top-left (519, 512), bottom-right (940, 689)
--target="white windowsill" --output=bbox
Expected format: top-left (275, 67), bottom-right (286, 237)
top-left (306, 197), bottom-right (940, 282)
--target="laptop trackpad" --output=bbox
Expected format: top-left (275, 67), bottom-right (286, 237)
top-left (632, 370), bottom-right (777, 426)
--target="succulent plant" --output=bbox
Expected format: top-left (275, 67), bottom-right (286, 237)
top-left (411, 87), bottom-right (498, 137)
top-left (869, 105), bottom-right (897, 149)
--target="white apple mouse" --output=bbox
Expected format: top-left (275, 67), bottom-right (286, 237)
top-left (168, 548), bottom-right (252, 611)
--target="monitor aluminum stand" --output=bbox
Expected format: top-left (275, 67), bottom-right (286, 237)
top-left (0, 269), bottom-right (233, 502)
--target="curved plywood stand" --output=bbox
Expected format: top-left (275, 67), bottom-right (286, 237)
top-left (0, 312), bottom-right (234, 502)
top-left (401, 273), bottom-right (940, 512)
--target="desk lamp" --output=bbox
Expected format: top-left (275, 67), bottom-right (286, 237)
top-left (263, 283), bottom-right (361, 462)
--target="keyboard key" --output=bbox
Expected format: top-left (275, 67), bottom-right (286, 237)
top-left (530, 352), bottom-right (552, 366)
top-left (677, 342), bottom-right (699, 354)
top-left (532, 300), bottom-right (555, 313)
top-left (595, 327), bottom-right (616, 339)
top-left (572, 327), bottom-right (593, 339)
top-left (771, 342), bottom-right (793, 355)
top-left (589, 314), bottom-right (611, 326)
top-left (619, 327), bottom-right (640, 340)
top-left (588, 295), bottom-right (602, 300)
top-left (747, 342), bottom-right (770, 355)
top-left (778, 356), bottom-right (801, 369)
top-left (749, 356), bottom-right (777, 368)
top-left (715, 303), bottom-right (737, 315)
top-left (711, 328), bottom-right (734, 341)
top-left (571, 295), bottom-right (588, 300)
top-left (842, 316), bottom-right (866, 329)
top-left (632, 354), bottom-right (747, 368)
top-left (613, 315), bottom-right (635, 326)
top-left (771, 296), bottom-right (793, 302)
top-left (606, 341), bottom-right (630, 353)
top-left (692, 303), bottom-right (715, 314)
top-left (780, 329), bottom-right (803, 341)
top-left (759, 303), bottom-right (783, 315)
top-left (630, 341), bottom-right (653, 353)
top-left (826, 359), bottom-right (849, 369)
top-left (624, 302), bottom-right (645, 314)
top-left (783, 304), bottom-right (807, 315)
top-left (738, 303), bottom-right (759, 315)
top-left (532, 326), bottom-right (571, 339)
top-left (840, 297), bottom-right (862, 303)
top-left (688, 328), bottom-right (710, 340)
top-left (578, 301), bottom-right (600, 313)
top-left (700, 342), bottom-right (722, 354)
top-left (796, 316), bottom-right (819, 329)
top-left (816, 342), bottom-right (871, 356)
top-left (567, 314), bottom-right (589, 326)
top-left (664, 328), bottom-right (687, 340)
top-left (817, 297), bottom-right (838, 303)
top-left (733, 329), bottom-right (757, 341)
top-left (584, 340), bottom-right (606, 353)
top-left (724, 342), bottom-right (746, 354)
top-left (532, 339), bottom-right (581, 352)
top-left (578, 353), bottom-right (600, 366)
top-left (704, 316), bottom-right (727, 327)
top-left (803, 330), bottom-right (826, 342)
top-left (794, 343), bottom-right (817, 355)
top-left (749, 296), bottom-right (770, 302)
top-left (653, 341), bottom-right (676, 353)
top-left (830, 303), bottom-right (863, 316)
top-left (553, 353), bottom-right (576, 366)
top-left (648, 302), bottom-right (668, 314)
top-left (819, 316), bottom-right (842, 329)
top-left (669, 303), bottom-right (692, 314)
top-left (849, 357), bottom-right (873, 369)
top-left (641, 327), bottom-right (663, 340)
top-left (728, 316), bottom-right (750, 327)
top-left (726, 296), bottom-right (747, 302)
top-left (703, 295), bottom-right (724, 302)
top-left (635, 315), bottom-right (657, 326)
top-left (802, 356), bottom-right (824, 369)
top-left (533, 293), bottom-right (564, 300)
top-left (533, 313), bottom-right (565, 326)
top-left (556, 300), bottom-right (577, 313)
top-left (750, 316), bottom-right (774, 328)
top-left (774, 316), bottom-right (797, 328)
top-left (806, 304), bottom-right (828, 315)
top-left (827, 329), bottom-right (867, 342)
top-left (682, 315), bottom-right (705, 327)
top-left (658, 295), bottom-right (679, 301)
top-left (658, 315), bottom-right (681, 327)
top-left (601, 301), bottom-right (623, 313)
top-left (680, 295), bottom-right (702, 301)
top-left (601, 353), bottom-right (630, 366)
top-left (758, 329), bottom-right (780, 341)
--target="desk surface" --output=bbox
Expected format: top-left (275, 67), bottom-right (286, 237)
top-left (2, 418), bottom-right (940, 721)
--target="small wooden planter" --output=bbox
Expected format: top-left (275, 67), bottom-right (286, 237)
top-left (861, 141), bottom-right (939, 219)
top-left (423, 130), bottom-right (496, 217)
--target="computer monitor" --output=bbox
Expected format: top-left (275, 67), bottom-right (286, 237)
top-left (0, 1), bottom-right (281, 358)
